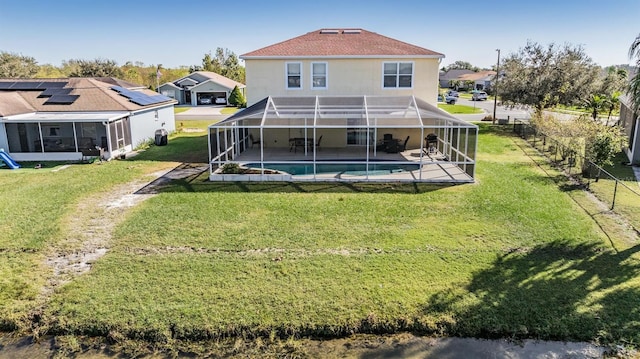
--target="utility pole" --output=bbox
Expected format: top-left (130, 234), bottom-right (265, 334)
top-left (493, 49), bottom-right (501, 124)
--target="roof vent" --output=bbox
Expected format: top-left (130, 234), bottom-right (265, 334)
top-left (343, 29), bottom-right (361, 34)
top-left (320, 29), bottom-right (340, 34)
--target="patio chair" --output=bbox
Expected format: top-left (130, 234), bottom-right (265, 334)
top-left (398, 136), bottom-right (410, 152)
top-left (314, 135), bottom-right (323, 151)
top-left (249, 133), bottom-right (261, 148)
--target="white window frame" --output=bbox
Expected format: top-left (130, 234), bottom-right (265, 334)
top-left (285, 62), bottom-right (303, 90)
top-left (382, 61), bottom-right (414, 89)
top-left (311, 62), bottom-right (328, 90)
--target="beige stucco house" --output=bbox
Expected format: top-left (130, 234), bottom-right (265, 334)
top-left (240, 28), bottom-right (444, 105)
top-left (208, 29), bottom-right (478, 183)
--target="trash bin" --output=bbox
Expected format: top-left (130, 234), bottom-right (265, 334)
top-left (154, 129), bottom-right (168, 146)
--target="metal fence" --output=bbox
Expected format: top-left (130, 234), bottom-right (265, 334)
top-left (512, 119), bottom-right (640, 231)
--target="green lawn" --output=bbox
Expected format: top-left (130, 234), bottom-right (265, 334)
top-left (173, 107), bottom-right (190, 114)
top-left (1, 124), bottom-right (640, 353)
top-left (438, 103), bottom-right (484, 114)
top-left (220, 107), bottom-right (240, 115)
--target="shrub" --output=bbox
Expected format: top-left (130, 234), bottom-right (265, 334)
top-left (228, 86), bottom-right (246, 108)
top-left (221, 163), bottom-right (241, 174)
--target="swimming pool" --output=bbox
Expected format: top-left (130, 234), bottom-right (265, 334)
top-left (243, 162), bottom-right (420, 176)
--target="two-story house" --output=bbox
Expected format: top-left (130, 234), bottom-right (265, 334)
top-left (241, 28), bottom-right (443, 105)
top-left (208, 29), bottom-right (478, 183)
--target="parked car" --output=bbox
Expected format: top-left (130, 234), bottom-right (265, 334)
top-left (446, 90), bottom-right (459, 97)
top-left (200, 97), bottom-right (212, 105)
top-left (215, 97), bottom-right (227, 104)
top-left (445, 94), bottom-right (457, 104)
top-left (471, 91), bottom-right (488, 101)
top-left (438, 93), bottom-right (457, 104)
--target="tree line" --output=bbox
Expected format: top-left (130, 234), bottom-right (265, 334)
top-left (0, 47), bottom-right (245, 90)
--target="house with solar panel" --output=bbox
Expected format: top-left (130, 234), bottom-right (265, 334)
top-left (158, 71), bottom-right (245, 106)
top-left (208, 28), bottom-right (478, 183)
top-left (0, 78), bottom-right (176, 162)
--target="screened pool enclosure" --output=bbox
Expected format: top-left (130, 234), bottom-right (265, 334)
top-left (208, 96), bottom-right (478, 183)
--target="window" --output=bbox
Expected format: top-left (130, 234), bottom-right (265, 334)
top-left (286, 62), bottom-right (302, 89)
top-left (383, 62), bottom-right (413, 88)
top-left (311, 62), bottom-right (327, 89)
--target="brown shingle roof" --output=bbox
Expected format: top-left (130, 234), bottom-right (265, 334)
top-left (241, 28), bottom-right (444, 58)
top-left (457, 70), bottom-right (496, 81)
top-left (192, 71), bottom-right (245, 89)
top-left (0, 78), bottom-right (175, 117)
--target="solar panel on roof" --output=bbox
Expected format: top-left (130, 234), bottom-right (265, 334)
top-left (38, 88), bottom-right (72, 97)
top-left (36, 81), bottom-right (67, 89)
top-left (44, 94), bottom-right (80, 104)
top-left (0, 82), bottom-right (16, 90)
top-left (129, 97), bottom-right (155, 106)
top-left (10, 82), bottom-right (43, 90)
top-left (111, 86), bottom-right (172, 106)
top-left (45, 81), bottom-right (68, 88)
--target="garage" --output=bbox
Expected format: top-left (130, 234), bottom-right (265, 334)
top-left (197, 92), bottom-right (227, 105)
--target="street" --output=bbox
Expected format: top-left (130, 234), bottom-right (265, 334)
top-left (452, 97), bottom-right (532, 122)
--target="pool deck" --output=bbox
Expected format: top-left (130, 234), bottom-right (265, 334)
top-left (210, 147), bottom-right (474, 183)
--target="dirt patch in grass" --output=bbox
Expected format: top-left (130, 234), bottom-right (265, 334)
top-left (27, 164), bottom-right (206, 328)
top-left (41, 176), bottom-right (160, 297)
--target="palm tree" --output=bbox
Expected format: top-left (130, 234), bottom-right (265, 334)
top-left (583, 94), bottom-right (605, 120)
top-left (606, 91), bottom-right (621, 124)
top-left (628, 33), bottom-right (640, 113)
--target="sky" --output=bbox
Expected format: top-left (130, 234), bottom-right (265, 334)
top-left (1, 0), bottom-right (639, 70)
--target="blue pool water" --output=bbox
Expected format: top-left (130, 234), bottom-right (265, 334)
top-left (244, 162), bottom-right (420, 176)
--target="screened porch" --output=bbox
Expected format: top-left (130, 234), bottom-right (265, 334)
top-left (208, 96), bottom-right (478, 183)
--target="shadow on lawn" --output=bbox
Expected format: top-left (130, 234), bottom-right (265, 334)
top-left (421, 240), bottom-right (640, 344)
top-left (150, 172), bottom-right (455, 194)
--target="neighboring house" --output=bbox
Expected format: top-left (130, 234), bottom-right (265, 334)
top-left (439, 69), bottom-right (496, 91)
top-left (619, 95), bottom-right (640, 164)
top-left (0, 77), bottom-right (176, 162)
top-left (457, 70), bottom-right (497, 91)
top-left (208, 28), bottom-right (478, 183)
top-left (158, 71), bottom-right (245, 106)
top-left (438, 69), bottom-right (474, 89)
top-left (240, 28), bottom-right (444, 106)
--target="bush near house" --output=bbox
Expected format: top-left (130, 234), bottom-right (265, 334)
top-left (228, 85), bottom-right (246, 108)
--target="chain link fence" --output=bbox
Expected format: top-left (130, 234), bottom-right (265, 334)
top-left (512, 119), bottom-right (640, 231)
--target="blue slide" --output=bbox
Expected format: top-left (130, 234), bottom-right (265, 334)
top-left (0, 151), bottom-right (20, 169)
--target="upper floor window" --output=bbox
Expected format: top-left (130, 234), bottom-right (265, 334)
top-left (311, 62), bottom-right (327, 89)
top-left (286, 62), bottom-right (302, 89)
top-left (383, 62), bottom-right (413, 88)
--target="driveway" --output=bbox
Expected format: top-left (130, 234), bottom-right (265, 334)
top-left (175, 105), bottom-right (230, 122)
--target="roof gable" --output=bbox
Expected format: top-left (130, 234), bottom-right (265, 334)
top-left (173, 71), bottom-right (245, 89)
top-left (241, 28), bottom-right (444, 58)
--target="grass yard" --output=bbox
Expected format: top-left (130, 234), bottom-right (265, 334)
top-left (1, 124), bottom-right (640, 354)
top-left (220, 107), bottom-right (240, 115)
top-left (437, 103), bottom-right (483, 114)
